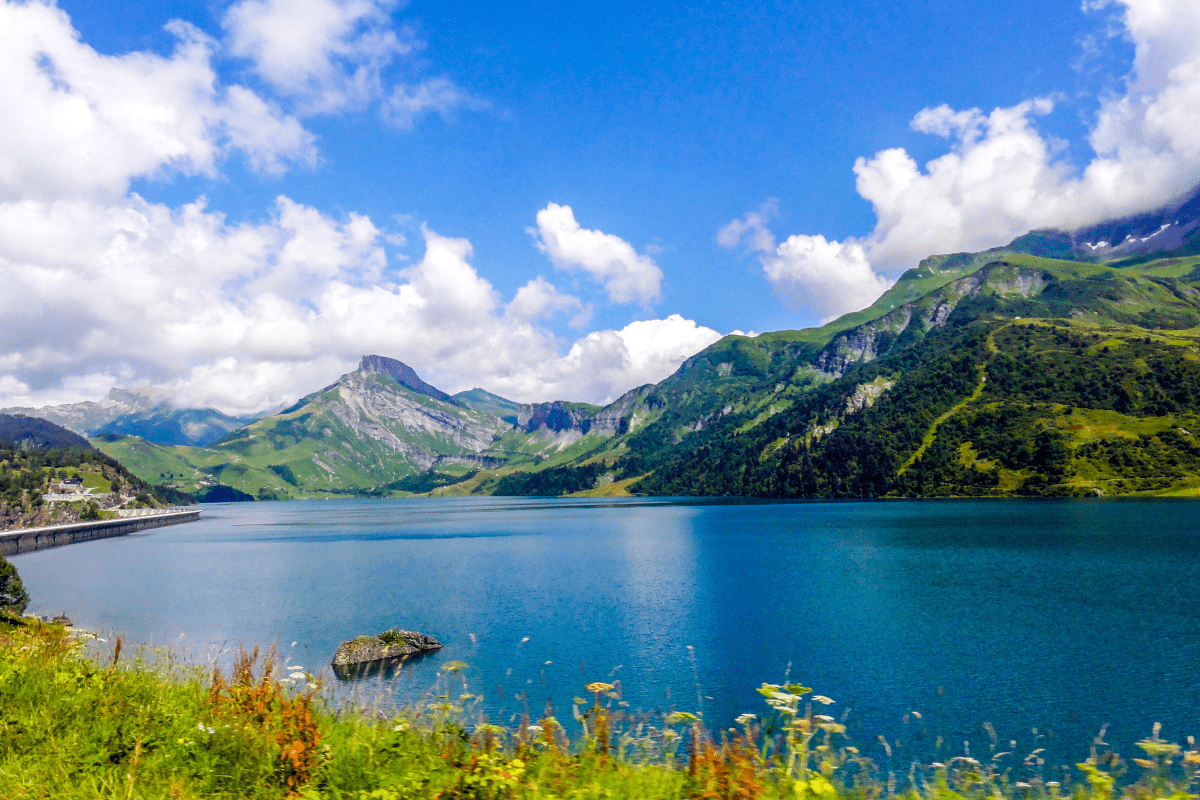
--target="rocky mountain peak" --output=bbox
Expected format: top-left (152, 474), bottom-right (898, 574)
top-left (358, 355), bottom-right (456, 405)
top-left (105, 386), bottom-right (172, 411)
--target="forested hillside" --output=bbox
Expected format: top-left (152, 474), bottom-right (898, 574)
top-left (0, 415), bottom-right (167, 530)
top-left (489, 254), bottom-right (1200, 499)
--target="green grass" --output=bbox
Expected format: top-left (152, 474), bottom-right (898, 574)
top-left (4, 619), bottom-right (1198, 800)
top-left (73, 468), bottom-right (112, 494)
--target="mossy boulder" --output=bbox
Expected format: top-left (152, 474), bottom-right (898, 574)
top-left (331, 629), bottom-right (441, 667)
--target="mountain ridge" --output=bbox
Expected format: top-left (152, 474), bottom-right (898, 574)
top-left (3, 388), bottom-right (256, 447)
top-left (94, 183), bottom-right (1200, 500)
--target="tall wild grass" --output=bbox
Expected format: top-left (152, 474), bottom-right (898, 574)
top-left (0, 619), bottom-right (1194, 799)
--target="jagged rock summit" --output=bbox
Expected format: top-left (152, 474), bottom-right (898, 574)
top-left (360, 355), bottom-right (456, 405)
top-left (331, 629), bottom-right (442, 667)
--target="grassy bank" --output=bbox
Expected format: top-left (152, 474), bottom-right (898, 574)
top-left (0, 620), bottom-right (1195, 799)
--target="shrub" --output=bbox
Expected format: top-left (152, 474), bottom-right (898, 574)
top-left (0, 556), bottom-right (29, 617)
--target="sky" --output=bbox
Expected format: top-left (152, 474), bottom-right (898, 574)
top-left (2, 0), bottom-right (1200, 414)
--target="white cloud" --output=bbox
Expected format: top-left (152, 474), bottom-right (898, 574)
top-left (0, 1), bottom-right (315, 201)
top-left (0, 2), bottom-right (714, 414)
top-left (0, 195), bottom-right (719, 413)
top-left (532, 203), bottom-right (664, 307)
top-left (506, 277), bottom-right (590, 328)
top-left (503, 315), bottom-right (724, 406)
top-left (719, 203), bottom-right (892, 322)
top-left (723, 0), bottom-right (1200, 320)
top-left (223, 0), bottom-right (478, 125)
top-left (223, 0), bottom-right (407, 113)
top-left (383, 77), bottom-right (482, 129)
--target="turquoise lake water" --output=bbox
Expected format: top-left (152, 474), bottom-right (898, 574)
top-left (11, 496), bottom-right (1200, 767)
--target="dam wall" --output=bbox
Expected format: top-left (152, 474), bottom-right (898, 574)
top-left (0, 509), bottom-right (201, 557)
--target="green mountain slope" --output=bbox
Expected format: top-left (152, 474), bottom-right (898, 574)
top-left (96, 356), bottom-right (517, 499)
top-left (489, 252), bottom-right (1200, 499)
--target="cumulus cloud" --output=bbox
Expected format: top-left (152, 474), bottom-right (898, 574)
top-left (0, 1), bottom-right (315, 201)
top-left (532, 203), bottom-right (664, 307)
top-left (0, 2), bottom-right (715, 414)
top-left (723, 0), bottom-right (1200, 320)
top-left (223, 0), bottom-right (478, 125)
top-left (0, 196), bottom-right (720, 413)
top-left (498, 315), bottom-right (724, 405)
top-left (720, 202), bottom-right (891, 322)
top-left (506, 277), bottom-right (591, 328)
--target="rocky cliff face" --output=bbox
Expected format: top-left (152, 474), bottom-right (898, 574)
top-left (813, 263), bottom-right (1048, 378)
top-left (317, 370), bottom-right (502, 470)
top-left (517, 402), bottom-right (596, 434)
top-left (360, 354), bottom-right (457, 405)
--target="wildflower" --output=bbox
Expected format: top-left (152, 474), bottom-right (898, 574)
top-left (813, 695), bottom-right (835, 705)
top-left (736, 713), bottom-right (757, 726)
top-left (393, 721), bottom-right (410, 732)
top-left (814, 714), bottom-right (836, 723)
top-left (585, 682), bottom-right (615, 693)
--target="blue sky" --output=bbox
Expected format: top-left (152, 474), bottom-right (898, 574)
top-left (1, 0), bottom-right (1196, 412)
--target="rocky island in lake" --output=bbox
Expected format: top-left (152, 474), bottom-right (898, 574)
top-left (331, 629), bottom-right (442, 670)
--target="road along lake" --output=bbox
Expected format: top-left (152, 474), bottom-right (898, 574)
top-left (12, 496), bottom-right (1200, 769)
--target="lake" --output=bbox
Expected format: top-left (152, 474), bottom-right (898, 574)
top-left (11, 497), bottom-right (1200, 769)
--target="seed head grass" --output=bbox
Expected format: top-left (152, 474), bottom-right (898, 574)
top-left (1, 619), bottom-right (1197, 799)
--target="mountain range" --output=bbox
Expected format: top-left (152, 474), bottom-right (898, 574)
top-left (2, 388), bottom-right (257, 447)
top-left (81, 183), bottom-right (1200, 499)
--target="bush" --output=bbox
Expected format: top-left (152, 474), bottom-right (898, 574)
top-left (0, 556), bottom-right (29, 617)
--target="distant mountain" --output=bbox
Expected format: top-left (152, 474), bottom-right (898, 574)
top-left (453, 388), bottom-right (522, 425)
top-left (1047, 184), bottom-right (1200, 263)
top-left (97, 356), bottom-right (516, 498)
top-left (3, 388), bottom-right (257, 446)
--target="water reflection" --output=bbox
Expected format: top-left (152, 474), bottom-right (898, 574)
top-left (332, 649), bottom-right (440, 682)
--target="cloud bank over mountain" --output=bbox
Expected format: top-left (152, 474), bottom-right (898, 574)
top-left (723, 0), bottom-right (1200, 321)
top-left (0, 0), bottom-right (721, 413)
